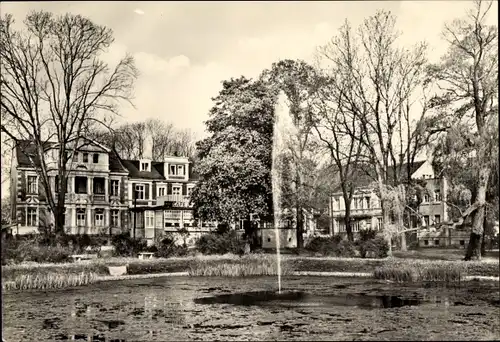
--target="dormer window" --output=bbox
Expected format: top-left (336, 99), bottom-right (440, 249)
top-left (140, 160), bottom-right (150, 172)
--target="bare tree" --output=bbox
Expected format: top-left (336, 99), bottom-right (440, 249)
top-left (317, 11), bottom-right (431, 252)
top-left (309, 72), bottom-right (364, 241)
top-left (426, 0), bottom-right (498, 260)
top-left (0, 11), bottom-right (138, 235)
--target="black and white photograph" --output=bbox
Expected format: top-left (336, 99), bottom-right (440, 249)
top-left (1, 1), bottom-right (499, 341)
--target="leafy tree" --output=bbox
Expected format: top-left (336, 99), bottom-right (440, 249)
top-left (426, 0), bottom-right (498, 260)
top-left (191, 77), bottom-right (275, 234)
top-left (0, 11), bottom-right (138, 235)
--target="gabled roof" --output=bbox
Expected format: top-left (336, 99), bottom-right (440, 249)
top-left (121, 159), bottom-right (165, 180)
top-left (15, 140), bottom-right (57, 167)
top-left (108, 149), bottom-right (129, 173)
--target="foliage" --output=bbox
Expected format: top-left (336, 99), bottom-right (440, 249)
top-left (191, 77), bottom-right (275, 224)
top-left (194, 230), bottom-right (245, 255)
top-left (1, 197), bottom-right (11, 225)
top-left (305, 235), bottom-right (358, 258)
top-left (152, 235), bottom-right (188, 258)
top-left (357, 236), bottom-right (390, 259)
top-left (110, 233), bottom-right (147, 257)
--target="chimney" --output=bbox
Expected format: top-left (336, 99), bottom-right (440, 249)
top-left (143, 134), bottom-right (153, 161)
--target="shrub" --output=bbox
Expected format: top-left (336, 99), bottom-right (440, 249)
top-left (357, 236), bottom-right (389, 259)
top-left (154, 235), bottom-right (188, 258)
top-left (3, 272), bottom-right (97, 291)
top-left (111, 233), bottom-right (147, 257)
top-left (195, 230), bottom-right (244, 255)
top-left (11, 240), bottom-right (72, 264)
top-left (305, 235), bottom-right (355, 257)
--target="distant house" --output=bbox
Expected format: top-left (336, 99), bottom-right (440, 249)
top-left (328, 160), bottom-right (449, 238)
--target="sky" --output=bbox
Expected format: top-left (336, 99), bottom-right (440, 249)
top-left (1, 1), bottom-right (498, 139)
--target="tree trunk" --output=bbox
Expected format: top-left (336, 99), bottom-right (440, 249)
top-left (54, 176), bottom-right (67, 236)
top-left (344, 208), bottom-right (354, 242)
top-left (296, 202), bottom-right (304, 249)
top-left (399, 215), bottom-right (407, 251)
top-left (464, 166), bottom-right (490, 261)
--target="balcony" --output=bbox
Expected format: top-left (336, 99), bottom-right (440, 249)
top-left (156, 195), bottom-right (192, 207)
top-left (331, 207), bottom-right (382, 217)
top-left (92, 194), bottom-right (107, 203)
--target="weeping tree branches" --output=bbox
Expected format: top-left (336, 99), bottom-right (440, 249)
top-left (426, 0), bottom-right (498, 260)
top-left (0, 11), bottom-right (138, 234)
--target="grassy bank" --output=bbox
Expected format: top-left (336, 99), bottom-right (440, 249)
top-left (2, 254), bottom-right (498, 291)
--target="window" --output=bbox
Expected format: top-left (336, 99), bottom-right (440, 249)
top-left (434, 215), bottom-right (441, 225)
top-left (177, 165), bottom-right (184, 175)
top-left (75, 176), bottom-right (88, 194)
top-left (164, 210), bottom-right (181, 220)
top-left (459, 240), bottom-right (465, 246)
top-left (434, 189), bottom-right (441, 202)
top-left (424, 240), bottom-right (429, 246)
top-left (27, 207), bottom-right (37, 226)
top-left (95, 210), bottom-right (104, 227)
top-left (377, 217), bottom-right (383, 230)
top-left (423, 216), bottom-right (430, 227)
top-left (74, 152), bottom-right (79, 162)
top-left (365, 197), bottom-right (371, 209)
top-left (158, 187), bottom-right (165, 197)
top-left (135, 184), bottom-right (145, 200)
top-left (172, 186), bottom-right (181, 196)
top-left (423, 194), bottom-right (430, 203)
top-left (111, 210), bottom-right (120, 227)
top-left (434, 240), bottom-right (439, 246)
top-left (169, 165), bottom-right (176, 175)
top-left (111, 180), bottom-right (119, 196)
top-left (183, 211), bottom-right (193, 220)
top-left (77, 209), bottom-right (86, 226)
top-left (83, 153), bottom-right (89, 163)
top-left (27, 175), bottom-right (37, 194)
top-left (93, 153), bottom-right (99, 163)
top-left (140, 162), bottom-right (149, 171)
top-left (267, 238), bottom-right (271, 242)
top-left (145, 211), bottom-right (154, 228)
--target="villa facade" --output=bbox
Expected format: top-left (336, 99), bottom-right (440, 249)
top-left (9, 139), bottom-right (215, 245)
top-left (328, 160), bottom-right (450, 241)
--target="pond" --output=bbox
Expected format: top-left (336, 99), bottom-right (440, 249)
top-left (3, 276), bottom-right (499, 341)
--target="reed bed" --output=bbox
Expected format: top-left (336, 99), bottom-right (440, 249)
top-left (188, 255), bottom-right (293, 277)
top-left (3, 271), bottom-right (97, 291)
top-left (372, 259), bottom-right (483, 283)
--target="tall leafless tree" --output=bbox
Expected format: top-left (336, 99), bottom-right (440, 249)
top-left (426, 0), bottom-right (498, 260)
top-left (0, 11), bottom-right (138, 235)
top-left (316, 11), bottom-right (432, 252)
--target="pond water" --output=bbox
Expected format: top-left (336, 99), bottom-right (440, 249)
top-left (3, 276), bottom-right (499, 341)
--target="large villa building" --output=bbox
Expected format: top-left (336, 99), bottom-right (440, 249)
top-left (327, 160), bottom-right (468, 247)
top-left (9, 138), bottom-right (215, 245)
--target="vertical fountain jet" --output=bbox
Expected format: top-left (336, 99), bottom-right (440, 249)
top-left (271, 90), bottom-right (297, 294)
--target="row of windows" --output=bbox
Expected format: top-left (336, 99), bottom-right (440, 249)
top-left (422, 215), bottom-right (441, 226)
top-left (74, 152), bottom-right (100, 164)
top-left (24, 208), bottom-right (121, 227)
top-left (134, 184), bottom-right (193, 200)
top-left (139, 162), bottom-right (187, 176)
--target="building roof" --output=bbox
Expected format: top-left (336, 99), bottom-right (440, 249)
top-left (121, 159), bottom-right (165, 180)
top-left (15, 140), bottom-right (57, 167)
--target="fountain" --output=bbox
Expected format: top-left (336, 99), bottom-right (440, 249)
top-left (271, 91), bottom-right (298, 294)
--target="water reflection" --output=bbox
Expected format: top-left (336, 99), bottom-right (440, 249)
top-left (194, 291), bottom-right (454, 309)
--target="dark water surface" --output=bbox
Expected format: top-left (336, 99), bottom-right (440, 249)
top-left (3, 276), bottom-right (499, 341)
